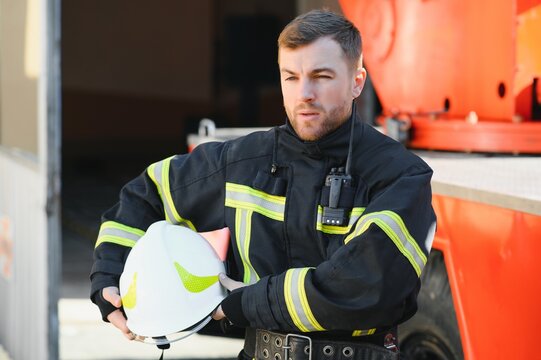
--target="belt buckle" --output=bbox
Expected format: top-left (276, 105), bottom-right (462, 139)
top-left (284, 334), bottom-right (312, 360)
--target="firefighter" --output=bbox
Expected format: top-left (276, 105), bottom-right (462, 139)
top-left (90, 9), bottom-right (436, 360)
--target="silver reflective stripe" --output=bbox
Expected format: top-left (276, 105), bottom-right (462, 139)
top-left (284, 268), bottom-right (325, 332)
top-left (226, 189), bottom-right (285, 220)
top-left (98, 227), bottom-right (141, 242)
top-left (95, 221), bottom-right (145, 248)
top-left (351, 211), bottom-right (427, 276)
top-left (225, 183), bottom-right (285, 221)
top-left (235, 209), bottom-right (259, 284)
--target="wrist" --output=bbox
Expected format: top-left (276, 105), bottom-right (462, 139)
top-left (91, 289), bottom-right (121, 322)
top-left (221, 288), bottom-right (249, 327)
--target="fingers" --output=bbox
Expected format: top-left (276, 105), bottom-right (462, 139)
top-left (212, 305), bottom-right (225, 321)
top-left (102, 286), bottom-right (122, 308)
top-left (107, 309), bottom-right (135, 341)
top-left (103, 287), bottom-right (134, 341)
top-left (218, 273), bottom-right (246, 291)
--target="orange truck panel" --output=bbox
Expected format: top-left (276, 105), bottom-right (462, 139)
top-left (339, 0), bottom-right (541, 357)
top-left (340, 0), bottom-right (541, 153)
top-left (432, 194), bottom-right (541, 359)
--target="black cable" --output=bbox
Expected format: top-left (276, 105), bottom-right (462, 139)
top-left (345, 101), bottom-right (356, 176)
top-left (271, 128), bottom-right (279, 174)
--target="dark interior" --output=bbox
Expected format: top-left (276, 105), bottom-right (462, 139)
top-left (61, 1), bottom-right (296, 297)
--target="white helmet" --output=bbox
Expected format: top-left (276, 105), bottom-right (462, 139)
top-left (119, 221), bottom-right (226, 345)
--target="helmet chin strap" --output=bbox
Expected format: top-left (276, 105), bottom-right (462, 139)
top-left (131, 315), bottom-right (213, 358)
top-left (158, 348), bottom-right (166, 360)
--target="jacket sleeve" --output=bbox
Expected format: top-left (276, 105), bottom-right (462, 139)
top-left (241, 164), bottom-right (436, 332)
top-left (90, 141), bottom-right (228, 319)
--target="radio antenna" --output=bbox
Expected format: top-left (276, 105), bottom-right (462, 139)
top-left (345, 101), bottom-right (356, 176)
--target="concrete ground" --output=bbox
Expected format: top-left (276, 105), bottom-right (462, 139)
top-left (59, 298), bottom-right (243, 360)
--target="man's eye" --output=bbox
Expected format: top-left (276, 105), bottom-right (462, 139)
top-left (284, 76), bottom-right (297, 81)
top-left (316, 74), bottom-right (331, 79)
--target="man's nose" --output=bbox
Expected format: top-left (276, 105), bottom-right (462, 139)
top-left (299, 79), bottom-right (315, 102)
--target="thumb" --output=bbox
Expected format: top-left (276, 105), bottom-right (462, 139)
top-left (102, 286), bottom-right (122, 308)
top-left (212, 305), bottom-right (226, 321)
top-left (219, 273), bottom-right (246, 291)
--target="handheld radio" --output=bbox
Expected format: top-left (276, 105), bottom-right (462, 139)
top-left (321, 102), bottom-right (357, 226)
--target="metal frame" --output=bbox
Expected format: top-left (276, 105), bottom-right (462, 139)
top-left (46, 0), bottom-right (62, 358)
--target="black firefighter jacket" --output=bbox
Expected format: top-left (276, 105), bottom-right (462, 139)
top-left (90, 115), bottom-right (436, 336)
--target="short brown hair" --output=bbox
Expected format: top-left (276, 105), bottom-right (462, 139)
top-left (278, 9), bottom-right (362, 70)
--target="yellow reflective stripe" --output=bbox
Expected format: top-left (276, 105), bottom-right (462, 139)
top-left (147, 162), bottom-right (165, 207)
top-left (244, 210), bottom-right (259, 284)
top-left (284, 268), bottom-right (325, 332)
top-left (95, 221), bottom-right (144, 248)
top-left (344, 211), bottom-right (427, 277)
top-left (284, 269), bottom-right (308, 332)
top-left (226, 199), bottom-right (284, 221)
top-left (349, 217), bottom-right (421, 275)
top-left (225, 183), bottom-right (285, 221)
top-left (226, 183), bottom-right (286, 205)
top-left (297, 268), bottom-right (325, 331)
top-left (161, 157), bottom-right (195, 229)
top-left (316, 207), bottom-right (365, 234)
top-left (95, 235), bottom-right (136, 248)
top-left (352, 329), bottom-right (376, 336)
top-left (160, 156), bottom-right (177, 222)
top-left (384, 210), bottom-right (427, 264)
top-left (235, 209), bottom-right (259, 284)
top-left (147, 156), bottom-right (196, 230)
top-left (147, 158), bottom-right (173, 223)
top-left (100, 221), bottom-right (145, 237)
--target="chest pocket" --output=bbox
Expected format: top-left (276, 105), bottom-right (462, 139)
top-left (315, 176), bottom-right (368, 236)
top-left (316, 206), bottom-right (366, 235)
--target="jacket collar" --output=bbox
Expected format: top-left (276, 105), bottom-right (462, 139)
top-left (277, 112), bottom-right (362, 160)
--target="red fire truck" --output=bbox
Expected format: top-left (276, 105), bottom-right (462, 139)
top-left (339, 1), bottom-right (541, 358)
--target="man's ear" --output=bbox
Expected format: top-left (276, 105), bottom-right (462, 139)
top-left (352, 66), bottom-right (367, 99)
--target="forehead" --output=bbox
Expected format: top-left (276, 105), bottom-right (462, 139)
top-left (278, 36), bottom-right (349, 72)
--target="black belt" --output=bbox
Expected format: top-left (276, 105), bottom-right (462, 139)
top-left (244, 328), bottom-right (399, 360)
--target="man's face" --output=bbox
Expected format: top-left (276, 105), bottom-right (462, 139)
top-left (279, 36), bottom-right (366, 141)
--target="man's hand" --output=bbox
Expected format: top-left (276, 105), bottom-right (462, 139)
top-left (102, 286), bottom-right (136, 340)
top-left (212, 273), bottom-right (246, 320)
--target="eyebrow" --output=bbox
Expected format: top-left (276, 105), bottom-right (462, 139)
top-left (311, 67), bottom-right (336, 75)
top-left (280, 67), bottom-right (337, 75)
top-left (280, 68), bottom-right (297, 75)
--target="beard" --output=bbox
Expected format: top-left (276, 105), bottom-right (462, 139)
top-left (286, 100), bottom-right (352, 141)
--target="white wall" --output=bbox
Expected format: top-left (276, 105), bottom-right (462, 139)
top-left (0, 151), bottom-right (48, 360)
top-left (0, 0), bottom-right (57, 358)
